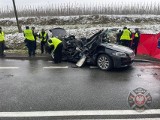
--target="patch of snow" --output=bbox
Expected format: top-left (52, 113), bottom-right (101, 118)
top-left (1, 15), bottom-right (160, 49)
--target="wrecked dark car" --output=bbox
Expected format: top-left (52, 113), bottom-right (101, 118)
top-left (46, 28), bottom-right (135, 71)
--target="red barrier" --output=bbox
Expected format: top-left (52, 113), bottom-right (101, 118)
top-left (137, 33), bottom-right (160, 60)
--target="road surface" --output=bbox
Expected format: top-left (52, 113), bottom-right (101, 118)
top-left (0, 59), bottom-right (160, 119)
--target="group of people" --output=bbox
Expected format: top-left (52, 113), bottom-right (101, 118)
top-left (23, 26), bottom-right (63, 63)
top-left (0, 26), bottom-right (140, 63)
top-left (23, 26), bottom-right (49, 57)
top-left (0, 26), bottom-right (63, 64)
top-left (116, 27), bottom-right (140, 55)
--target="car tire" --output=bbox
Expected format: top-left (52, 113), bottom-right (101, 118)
top-left (97, 54), bottom-right (113, 71)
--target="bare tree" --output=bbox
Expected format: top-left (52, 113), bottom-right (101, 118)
top-left (12, 0), bottom-right (22, 33)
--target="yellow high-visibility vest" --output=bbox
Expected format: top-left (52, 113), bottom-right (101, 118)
top-left (135, 33), bottom-right (139, 37)
top-left (48, 37), bottom-right (62, 51)
top-left (120, 29), bottom-right (131, 40)
top-left (0, 32), bottom-right (4, 42)
top-left (40, 32), bottom-right (47, 41)
top-left (23, 29), bottom-right (35, 41)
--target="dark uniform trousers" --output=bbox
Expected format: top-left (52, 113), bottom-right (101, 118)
top-left (132, 38), bottom-right (139, 55)
top-left (41, 41), bottom-right (46, 54)
top-left (26, 40), bottom-right (35, 57)
top-left (54, 43), bottom-right (63, 63)
top-left (121, 40), bottom-right (131, 48)
top-left (0, 41), bottom-right (4, 56)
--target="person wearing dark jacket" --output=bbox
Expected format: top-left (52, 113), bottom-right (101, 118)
top-left (48, 37), bottom-right (63, 63)
top-left (116, 30), bottom-right (122, 44)
top-left (132, 28), bottom-right (140, 55)
top-left (0, 27), bottom-right (5, 57)
top-left (31, 27), bottom-right (38, 54)
top-left (39, 29), bottom-right (48, 54)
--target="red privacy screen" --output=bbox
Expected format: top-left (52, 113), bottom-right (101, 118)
top-left (138, 33), bottom-right (160, 60)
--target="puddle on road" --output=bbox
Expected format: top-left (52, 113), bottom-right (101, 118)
top-left (133, 63), bottom-right (160, 81)
top-left (0, 74), bottom-right (14, 81)
top-left (4, 74), bottom-right (14, 77)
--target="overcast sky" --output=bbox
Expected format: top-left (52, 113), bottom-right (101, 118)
top-left (0, 0), bottom-right (160, 8)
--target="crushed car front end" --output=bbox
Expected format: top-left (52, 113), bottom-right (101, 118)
top-left (100, 43), bottom-right (135, 68)
top-left (111, 51), bottom-right (135, 68)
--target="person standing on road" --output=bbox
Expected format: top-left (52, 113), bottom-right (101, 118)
top-left (120, 27), bottom-right (132, 48)
top-left (0, 27), bottom-right (5, 57)
top-left (116, 30), bottom-right (122, 45)
top-left (132, 28), bottom-right (140, 55)
top-left (48, 37), bottom-right (63, 63)
top-left (23, 26), bottom-right (35, 57)
top-left (39, 29), bottom-right (48, 54)
top-left (31, 26), bottom-right (38, 54)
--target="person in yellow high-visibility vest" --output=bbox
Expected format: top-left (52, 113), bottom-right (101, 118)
top-left (39, 29), bottom-right (48, 54)
top-left (132, 28), bottom-right (140, 55)
top-left (120, 27), bottom-right (132, 48)
top-left (0, 27), bottom-right (5, 57)
top-left (48, 37), bottom-right (63, 63)
top-left (23, 26), bottom-right (35, 57)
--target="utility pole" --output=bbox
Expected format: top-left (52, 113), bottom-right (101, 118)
top-left (12, 0), bottom-right (22, 33)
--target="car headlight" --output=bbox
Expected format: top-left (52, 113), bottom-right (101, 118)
top-left (130, 52), bottom-right (135, 60)
top-left (112, 52), bottom-right (127, 57)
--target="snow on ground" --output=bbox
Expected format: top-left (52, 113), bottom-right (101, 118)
top-left (1, 15), bottom-right (160, 49)
top-left (1, 14), bottom-right (160, 22)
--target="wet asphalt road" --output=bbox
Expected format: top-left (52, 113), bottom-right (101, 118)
top-left (0, 59), bottom-right (160, 119)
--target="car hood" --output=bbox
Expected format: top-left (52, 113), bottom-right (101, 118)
top-left (101, 43), bottom-right (133, 54)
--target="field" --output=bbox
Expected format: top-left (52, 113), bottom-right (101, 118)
top-left (0, 2), bottom-right (160, 49)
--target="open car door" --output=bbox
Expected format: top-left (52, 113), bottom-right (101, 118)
top-left (49, 28), bottom-right (67, 39)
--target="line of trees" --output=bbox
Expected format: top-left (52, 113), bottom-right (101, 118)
top-left (1, 2), bottom-right (160, 18)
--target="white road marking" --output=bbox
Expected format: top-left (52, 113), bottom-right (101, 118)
top-left (90, 65), bottom-right (160, 69)
top-left (95, 118), bottom-right (159, 120)
top-left (0, 109), bottom-right (159, 117)
top-left (90, 66), bottom-right (98, 69)
top-left (3, 59), bottom-right (16, 61)
top-left (135, 66), bottom-right (160, 69)
top-left (43, 66), bottom-right (69, 69)
top-left (48, 61), bottom-right (53, 63)
top-left (0, 67), bottom-right (19, 69)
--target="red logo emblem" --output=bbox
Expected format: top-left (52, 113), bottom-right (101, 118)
top-left (128, 87), bottom-right (152, 111)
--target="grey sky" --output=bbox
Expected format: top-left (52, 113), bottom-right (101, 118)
top-left (0, 0), bottom-right (159, 8)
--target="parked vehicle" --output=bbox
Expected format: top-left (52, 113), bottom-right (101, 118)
top-left (46, 28), bottom-right (135, 71)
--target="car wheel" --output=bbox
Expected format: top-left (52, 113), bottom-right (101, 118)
top-left (97, 54), bottom-right (113, 71)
